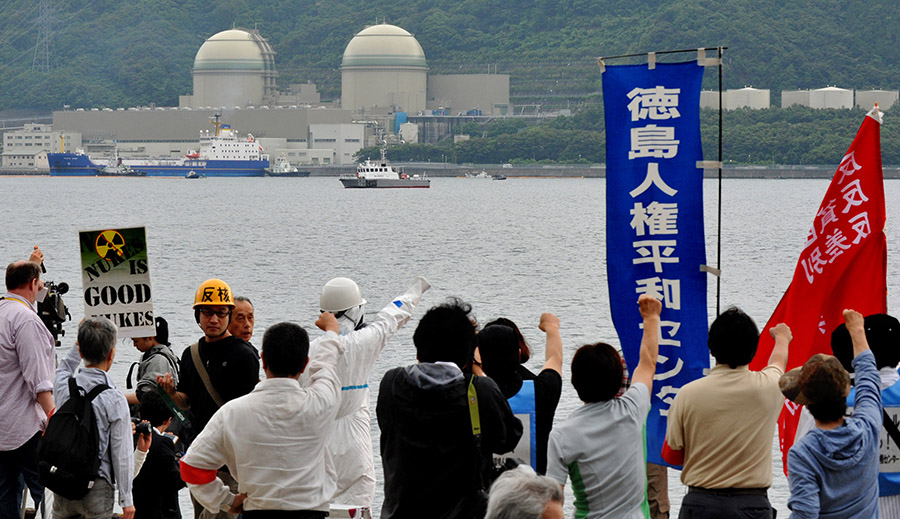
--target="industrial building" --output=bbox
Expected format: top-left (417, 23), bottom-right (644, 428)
top-left (782, 87), bottom-right (853, 109)
top-left (42, 23), bottom-right (512, 167)
top-left (700, 87), bottom-right (771, 110)
top-left (855, 90), bottom-right (898, 110)
top-left (1, 123), bottom-right (80, 169)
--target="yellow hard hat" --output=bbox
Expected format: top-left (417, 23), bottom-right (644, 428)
top-left (192, 279), bottom-right (235, 308)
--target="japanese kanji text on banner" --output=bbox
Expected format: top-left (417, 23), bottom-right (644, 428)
top-left (749, 107), bottom-right (887, 473)
top-left (603, 61), bottom-right (709, 467)
top-left (80, 227), bottom-right (154, 338)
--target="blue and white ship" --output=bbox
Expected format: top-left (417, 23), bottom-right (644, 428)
top-left (48, 117), bottom-right (269, 177)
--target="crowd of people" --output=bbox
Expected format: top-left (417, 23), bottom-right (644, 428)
top-left (1, 247), bottom-right (898, 519)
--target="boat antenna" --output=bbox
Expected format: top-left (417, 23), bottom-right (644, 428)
top-left (211, 113), bottom-right (222, 137)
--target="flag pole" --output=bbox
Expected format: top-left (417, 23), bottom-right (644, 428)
top-left (716, 46), bottom-right (723, 316)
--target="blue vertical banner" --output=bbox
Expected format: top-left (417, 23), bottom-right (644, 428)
top-left (603, 61), bottom-right (709, 467)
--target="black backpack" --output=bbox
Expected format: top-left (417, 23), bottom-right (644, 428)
top-left (37, 377), bottom-right (109, 500)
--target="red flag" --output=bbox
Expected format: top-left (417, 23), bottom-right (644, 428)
top-left (749, 107), bottom-right (887, 473)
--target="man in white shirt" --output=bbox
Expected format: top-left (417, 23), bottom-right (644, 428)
top-left (180, 312), bottom-right (343, 518)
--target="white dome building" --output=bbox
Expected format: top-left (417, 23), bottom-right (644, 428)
top-left (190, 29), bottom-right (277, 108)
top-left (341, 24), bottom-right (428, 114)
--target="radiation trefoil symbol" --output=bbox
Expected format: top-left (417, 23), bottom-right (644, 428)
top-left (94, 230), bottom-right (126, 261)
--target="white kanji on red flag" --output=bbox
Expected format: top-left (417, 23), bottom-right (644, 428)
top-left (750, 107), bottom-right (887, 475)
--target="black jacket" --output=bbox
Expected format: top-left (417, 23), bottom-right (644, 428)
top-left (133, 430), bottom-right (185, 519)
top-left (377, 363), bottom-right (523, 519)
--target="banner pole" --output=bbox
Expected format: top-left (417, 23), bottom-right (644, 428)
top-left (716, 46), bottom-right (723, 317)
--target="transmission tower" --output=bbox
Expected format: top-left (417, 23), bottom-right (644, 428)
top-left (32, 0), bottom-right (52, 74)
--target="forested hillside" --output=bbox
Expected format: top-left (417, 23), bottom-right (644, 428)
top-left (361, 105), bottom-right (900, 166)
top-left (1, 0), bottom-right (897, 110)
top-left (1, 0), bottom-right (898, 164)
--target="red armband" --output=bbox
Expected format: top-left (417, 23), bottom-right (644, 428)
top-left (661, 440), bottom-right (684, 466)
top-left (179, 459), bottom-right (218, 485)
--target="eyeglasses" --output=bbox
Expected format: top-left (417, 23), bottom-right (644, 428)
top-left (198, 308), bottom-right (231, 318)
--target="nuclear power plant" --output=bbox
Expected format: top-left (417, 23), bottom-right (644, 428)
top-left (19, 23), bottom-right (512, 169)
top-left (2, 21), bottom-right (897, 171)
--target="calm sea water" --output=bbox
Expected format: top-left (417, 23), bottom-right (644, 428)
top-left (5, 175), bottom-right (900, 517)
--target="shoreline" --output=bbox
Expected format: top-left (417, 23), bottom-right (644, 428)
top-left (7, 165), bottom-right (900, 179)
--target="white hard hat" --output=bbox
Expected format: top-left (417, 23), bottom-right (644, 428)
top-left (320, 277), bottom-right (367, 313)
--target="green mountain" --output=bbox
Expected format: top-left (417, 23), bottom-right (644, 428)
top-left (1, 0), bottom-right (897, 110)
top-left (2, 0), bottom-right (898, 164)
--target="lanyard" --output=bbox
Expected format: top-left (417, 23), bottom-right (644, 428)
top-left (0, 296), bottom-right (32, 311)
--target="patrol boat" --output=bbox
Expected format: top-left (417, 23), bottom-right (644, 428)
top-left (340, 149), bottom-right (430, 189)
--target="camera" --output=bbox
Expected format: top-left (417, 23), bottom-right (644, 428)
top-left (37, 280), bottom-right (70, 347)
top-left (132, 418), bottom-right (152, 436)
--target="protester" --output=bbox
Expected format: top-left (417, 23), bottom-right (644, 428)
top-left (133, 391), bottom-right (184, 519)
top-left (0, 251), bottom-right (56, 518)
top-left (830, 313), bottom-right (900, 517)
top-left (614, 351), bottom-right (669, 518)
top-left (180, 314), bottom-right (343, 518)
top-left (52, 317), bottom-right (134, 519)
top-left (477, 312), bottom-right (562, 475)
top-left (157, 278), bottom-right (259, 519)
top-left (485, 465), bottom-right (563, 519)
top-left (663, 307), bottom-right (792, 519)
top-left (546, 294), bottom-right (661, 519)
top-left (126, 316), bottom-right (179, 405)
top-left (377, 297), bottom-right (523, 519)
top-left (783, 309), bottom-right (880, 518)
top-left (227, 296), bottom-right (254, 343)
top-left (300, 276), bottom-right (430, 509)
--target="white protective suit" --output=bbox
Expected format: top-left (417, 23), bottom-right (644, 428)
top-left (301, 276), bottom-right (431, 507)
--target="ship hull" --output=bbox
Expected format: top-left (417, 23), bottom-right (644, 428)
top-left (48, 153), bottom-right (268, 177)
top-left (135, 161), bottom-right (267, 177)
top-left (340, 178), bottom-right (430, 188)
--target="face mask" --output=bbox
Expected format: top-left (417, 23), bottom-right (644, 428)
top-left (338, 305), bottom-right (365, 335)
top-left (36, 287), bottom-right (49, 303)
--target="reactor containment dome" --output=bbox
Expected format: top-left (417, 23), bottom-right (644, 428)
top-left (191, 29), bottom-right (278, 109)
top-left (341, 23), bottom-right (427, 114)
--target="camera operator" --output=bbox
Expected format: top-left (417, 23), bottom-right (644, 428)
top-left (0, 247), bottom-right (56, 518)
top-left (133, 392), bottom-right (185, 519)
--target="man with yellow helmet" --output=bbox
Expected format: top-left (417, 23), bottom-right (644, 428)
top-left (157, 278), bottom-right (259, 519)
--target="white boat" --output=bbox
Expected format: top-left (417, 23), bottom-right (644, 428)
top-left (98, 150), bottom-right (146, 176)
top-left (465, 170), bottom-right (491, 179)
top-left (340, 149), bottom-right (430, 189)
top-left (266, 155), bottom-right (310, 177)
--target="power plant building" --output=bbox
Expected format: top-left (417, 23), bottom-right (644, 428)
top-left (179, 29), bottom-right (278, 109)
top-left (427, 74), bottom-right (510, 115)
top-left (53, 107), bottom-right (358, 165)
top-left (700, 87), bottom-right (770, 110)
top-left (810, 87), bottom-right (853, 109)
top-left (856, 89), bottom-right (898, 111)
top-left (341, 24), bottom-right (428, 114)
top-left (47, 21), bottom-right (515, 164)
top-left (782, 87), bottom-right (853, 109)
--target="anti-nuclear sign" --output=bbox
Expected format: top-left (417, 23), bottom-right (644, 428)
top-left (79, 227), bottom-right (154, 338)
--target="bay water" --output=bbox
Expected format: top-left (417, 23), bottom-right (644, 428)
top-left (5, 175), bottom-right (900, 516)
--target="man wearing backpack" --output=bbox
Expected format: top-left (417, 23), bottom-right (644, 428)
top-left (0, 253), bottom-right (56, 518)
top-left (49, 317), bottom-right (134, 519)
